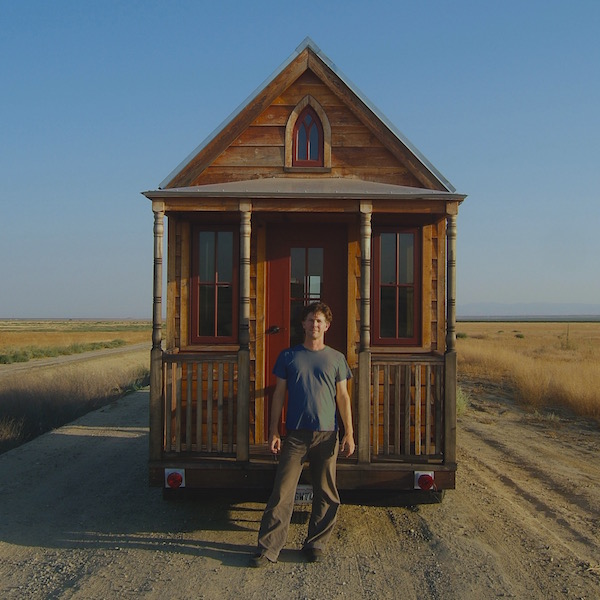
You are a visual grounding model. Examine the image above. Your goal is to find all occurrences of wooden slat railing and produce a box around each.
[371,357,444,460]
[162,354,237,454]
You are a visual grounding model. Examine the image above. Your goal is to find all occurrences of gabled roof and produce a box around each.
[158,37,456,193]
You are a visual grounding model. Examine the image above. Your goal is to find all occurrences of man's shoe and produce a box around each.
[249,552,275,568]
[302,546,323,563]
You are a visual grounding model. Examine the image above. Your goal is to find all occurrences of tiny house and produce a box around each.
[143,38,466,498]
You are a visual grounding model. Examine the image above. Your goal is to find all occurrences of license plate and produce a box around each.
[294,484,313,504]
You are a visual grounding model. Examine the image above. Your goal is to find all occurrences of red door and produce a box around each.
[264,223,347,439]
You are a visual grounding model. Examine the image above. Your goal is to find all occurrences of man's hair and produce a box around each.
[301,302,333,324]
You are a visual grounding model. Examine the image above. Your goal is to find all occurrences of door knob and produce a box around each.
[266,325,281,334]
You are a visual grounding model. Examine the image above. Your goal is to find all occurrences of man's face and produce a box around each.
[302,311,330,340]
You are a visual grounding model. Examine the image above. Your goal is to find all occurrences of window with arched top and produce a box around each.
[292,106,324,167]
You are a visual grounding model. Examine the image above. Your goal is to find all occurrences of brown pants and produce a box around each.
[256,430,340,561]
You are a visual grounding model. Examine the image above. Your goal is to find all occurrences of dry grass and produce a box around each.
[0,320,151,453]
[0,319,151,349]
[457,321,600,422]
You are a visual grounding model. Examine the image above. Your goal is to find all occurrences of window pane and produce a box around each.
[217,285,232,337]
[308,124,319,160]
[380,287,396,338]
[290,247,304,301]
[398,288,414,338]
[380,233,396,284]
[290,300,304,347]
[297,125,307,160]
[307,248,323,277]
[307,247,322,300]
[198,285,215,336]
[398,233,414,284]
[217,232,233,282]
[198,232,215,282]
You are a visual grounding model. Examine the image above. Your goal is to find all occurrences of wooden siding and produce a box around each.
[190,70,423,188]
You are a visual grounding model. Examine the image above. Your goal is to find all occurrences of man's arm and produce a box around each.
[336,379,355,457]
[268,376,287,454]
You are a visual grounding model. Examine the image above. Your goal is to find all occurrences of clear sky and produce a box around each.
[2,1,599,318]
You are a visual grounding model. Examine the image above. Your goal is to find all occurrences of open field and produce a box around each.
[456,321,600,422]
[0,320,151,363]
[0,321,151,453]
[0,319,151,364]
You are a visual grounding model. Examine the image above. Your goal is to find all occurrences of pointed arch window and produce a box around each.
[292,106,324,167]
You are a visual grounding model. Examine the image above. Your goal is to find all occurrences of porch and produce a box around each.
[147,350,456,490]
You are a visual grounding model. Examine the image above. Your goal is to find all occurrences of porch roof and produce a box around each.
[143,177,466,202]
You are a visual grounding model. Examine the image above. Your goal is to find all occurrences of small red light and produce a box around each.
[417,473,434,490]
[166,471,183,489]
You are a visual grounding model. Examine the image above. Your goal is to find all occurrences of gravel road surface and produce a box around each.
[1,383,599,599]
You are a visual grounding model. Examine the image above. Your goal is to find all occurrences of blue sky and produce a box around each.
[2,1,599,318]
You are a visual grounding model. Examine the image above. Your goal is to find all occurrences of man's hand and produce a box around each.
[340,433,355,457]
[269,432,282,455]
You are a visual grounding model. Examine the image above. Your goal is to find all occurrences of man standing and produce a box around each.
[250,302,355,567]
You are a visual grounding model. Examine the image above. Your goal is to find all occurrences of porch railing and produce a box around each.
[161,352,444,462]
[162,353,238,454]
[370,356,444,460]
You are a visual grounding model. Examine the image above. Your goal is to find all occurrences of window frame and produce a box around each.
[372,226,422,346]
[292,106,324,167]
[190,225,239,345]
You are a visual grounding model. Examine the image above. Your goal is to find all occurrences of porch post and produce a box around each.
[237,202,251,461]
[149,202,165,463]
[444,214,457,465]
[358,203,372,463]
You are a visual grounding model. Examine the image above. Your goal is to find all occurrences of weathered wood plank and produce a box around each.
[414,365,422,455]
[373,365,380,456]
[332,147,399,168]
[217,363,224,452]
[175,362,182,453]
[228,364,234,453]
[331,130,384,147]
[394,366,401,453]
[207,362,213,452]
[425,364,432,455]
[212,146,284,167]
[232,126,285,147]
[186,362,193,450]
[196,362,203,450]
[274,84,343,107]
[403,365,411,455]
[383,364,390,454]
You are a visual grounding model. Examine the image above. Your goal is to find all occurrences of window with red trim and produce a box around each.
[372,228,421,345]
[292,106,323,166]
[190,227,238,344]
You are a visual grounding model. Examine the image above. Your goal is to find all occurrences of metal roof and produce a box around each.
[158,37,457,193]
[144,177,465,202]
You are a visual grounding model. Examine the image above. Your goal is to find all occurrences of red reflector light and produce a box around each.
[166,471,183,489]
[417,473,434,490]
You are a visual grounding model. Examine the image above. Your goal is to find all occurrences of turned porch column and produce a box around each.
[444,214,457,465]
[237,202,251,461]
[358,202,372,463]
[149,202,165,462]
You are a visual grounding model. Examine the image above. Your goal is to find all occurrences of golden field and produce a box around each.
[0,320,151,453]
[0,319,151,349]
[456,321,600,422]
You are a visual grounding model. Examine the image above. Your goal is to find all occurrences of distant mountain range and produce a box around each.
[457,302,600,319]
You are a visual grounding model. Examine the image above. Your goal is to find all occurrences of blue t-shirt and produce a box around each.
[273,344,352,432]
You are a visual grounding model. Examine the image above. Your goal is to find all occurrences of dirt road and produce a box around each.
[0,383,599,599]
